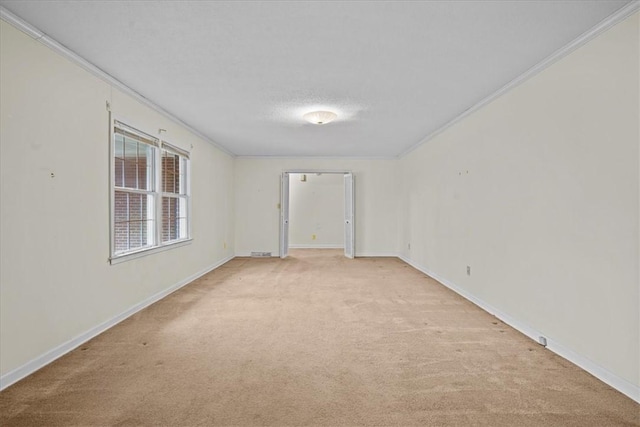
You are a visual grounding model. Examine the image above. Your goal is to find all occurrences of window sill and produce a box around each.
[109,239,193,265]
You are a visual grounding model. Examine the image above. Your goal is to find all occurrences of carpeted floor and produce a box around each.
[1,249,638,426]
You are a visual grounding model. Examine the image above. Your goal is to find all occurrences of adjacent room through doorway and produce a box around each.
[289,173,344,249]
[279,171,355,259]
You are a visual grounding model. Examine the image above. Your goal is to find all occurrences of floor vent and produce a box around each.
[251,252,272,258]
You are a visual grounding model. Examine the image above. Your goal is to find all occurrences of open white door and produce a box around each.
[279,172,290,258]
[344,173,355,258]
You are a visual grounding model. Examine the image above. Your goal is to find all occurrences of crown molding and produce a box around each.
[399,1,640,158]
[0,6,236,158]
[3,2,637,161]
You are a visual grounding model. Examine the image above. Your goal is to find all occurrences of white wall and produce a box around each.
[0,20,235,379]
[289,173,344,248]
[235,158,398,257]
[2,6,638,402]
[398,12,639,393]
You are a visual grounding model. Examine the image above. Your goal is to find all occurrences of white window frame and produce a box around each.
[159,142,192,245]
[109,117,192,264]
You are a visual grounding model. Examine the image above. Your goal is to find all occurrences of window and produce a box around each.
[161,145,190,243]
[111,121,190,262]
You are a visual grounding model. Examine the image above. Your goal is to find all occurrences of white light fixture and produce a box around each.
[303,110,337,125]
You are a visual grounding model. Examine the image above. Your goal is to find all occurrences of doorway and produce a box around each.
[280,171,354,259]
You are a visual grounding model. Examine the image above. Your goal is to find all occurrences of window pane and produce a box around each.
[114,191,129,223]
[162,196,176,219]
[124,137,137,160]
[161,216,174,243]
[120,146,153,191]
[177,197,188,240]
[138,143,153,190]
[179,157,188,195]
[114,191,154,254]
[162,154,173,193]
[177,217,188,240]
[162,151,180,193]
[162,197,175,242]
[114,134,124,159]
[128,220,143,249]
[115,128,155,191]
[126,220,154,252]
[123,159,137,189]
[161,151,189,195]
[146,219,154,246]
[128,193,143,221]
[114,134,126,188]
[114,158,124,187]
[162,196,188,242]
[114,221,129,253]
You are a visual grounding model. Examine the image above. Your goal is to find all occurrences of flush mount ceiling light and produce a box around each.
[303,110,337,125]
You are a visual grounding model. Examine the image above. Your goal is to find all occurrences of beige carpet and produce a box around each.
[1,249,638,426]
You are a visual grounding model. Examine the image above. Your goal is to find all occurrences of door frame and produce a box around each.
[279,169,355,259]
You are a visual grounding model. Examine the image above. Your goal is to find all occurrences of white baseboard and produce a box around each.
[398,255,640,404]
[0,255,234,391]
[356,252,399,257]
[289,244,344,249]
[234,252,279,257]
[10,252,635,402]
[234,250,398,257]
[544,337,640,404]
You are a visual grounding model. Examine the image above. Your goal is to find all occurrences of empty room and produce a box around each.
[0,1,638,426]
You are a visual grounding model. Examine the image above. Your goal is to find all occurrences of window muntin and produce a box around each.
[111,121,190,260]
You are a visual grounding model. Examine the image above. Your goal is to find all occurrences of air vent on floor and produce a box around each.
[251,252,272,258]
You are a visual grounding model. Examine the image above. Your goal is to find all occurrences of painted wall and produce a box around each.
[235,158,398,257]
[0,21,235,378]
[2,6,638,402]
[289,173,344,248]
[398,13,639,391]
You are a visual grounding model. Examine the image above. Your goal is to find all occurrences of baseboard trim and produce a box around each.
[398,255,640,404]
[234,251,398,258]
[545,336,640,403]
[234,252,279,258]
[356,252,399,258]
[289,244,344,249]
[0,255,234,391]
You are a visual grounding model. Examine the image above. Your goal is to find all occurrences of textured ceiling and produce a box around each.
[0,1,631,157]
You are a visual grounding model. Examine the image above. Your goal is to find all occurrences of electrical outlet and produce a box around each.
[408,243,411,250]
[312,234,316,240]
[223,241,227,249]
[466,266,471,276]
